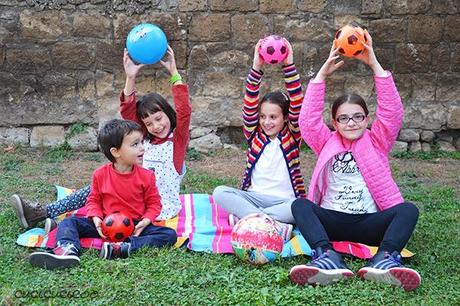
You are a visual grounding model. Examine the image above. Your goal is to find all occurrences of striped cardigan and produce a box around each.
[240,64,306,198]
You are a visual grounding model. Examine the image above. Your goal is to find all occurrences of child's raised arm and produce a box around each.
[242,39,264,141]
[358,30,403,153]
[282,39,303,143]
[299,43,343,155]
[161,45,191,174]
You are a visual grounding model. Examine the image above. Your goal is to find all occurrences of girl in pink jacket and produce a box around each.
[289,29,420,291]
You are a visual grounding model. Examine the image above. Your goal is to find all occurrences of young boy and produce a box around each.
[29,119,177,270]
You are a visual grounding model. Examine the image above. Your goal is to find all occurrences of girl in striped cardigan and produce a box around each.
[213,39,306,241]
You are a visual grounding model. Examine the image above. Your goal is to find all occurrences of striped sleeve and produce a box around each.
[283,64,303,143]
[242,68,263,141]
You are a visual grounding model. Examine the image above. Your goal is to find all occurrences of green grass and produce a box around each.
[0,149,459,305]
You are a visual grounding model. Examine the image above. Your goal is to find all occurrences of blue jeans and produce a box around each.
[56,216,177,253]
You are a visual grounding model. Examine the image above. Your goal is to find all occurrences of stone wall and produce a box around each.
[0,0,459,152]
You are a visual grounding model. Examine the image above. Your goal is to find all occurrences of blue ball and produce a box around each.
[126,23,167,65]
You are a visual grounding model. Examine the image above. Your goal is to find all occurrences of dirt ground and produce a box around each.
[60,148,459,197]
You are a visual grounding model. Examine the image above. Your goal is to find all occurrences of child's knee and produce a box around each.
[212,185,230,202]
[399,202,419,220]
[291,198,314,216]
[165,228,177,245]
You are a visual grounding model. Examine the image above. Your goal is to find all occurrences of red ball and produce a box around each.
[101,212,134,242]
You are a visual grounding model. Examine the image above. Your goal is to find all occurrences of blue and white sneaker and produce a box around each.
[29,243,80,270]
[289,247,354,286]
[358,251,421,291]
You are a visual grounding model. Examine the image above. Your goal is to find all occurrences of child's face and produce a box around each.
[259,102,286,139]
[114,130,145,167]
[141,111,171,139]
[332,102,369,141]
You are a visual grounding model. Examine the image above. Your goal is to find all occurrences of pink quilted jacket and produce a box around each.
[299,73,404,211]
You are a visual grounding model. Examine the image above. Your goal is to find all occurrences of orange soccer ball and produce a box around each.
[334,24,367,57]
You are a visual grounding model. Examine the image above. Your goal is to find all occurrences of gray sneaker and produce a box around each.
[10,194,47,229]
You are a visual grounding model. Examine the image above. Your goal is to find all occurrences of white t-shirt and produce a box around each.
[248,137,296,200]
[142,134,185,221]
[320,152,377,214]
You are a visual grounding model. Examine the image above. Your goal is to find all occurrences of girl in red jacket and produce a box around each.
[10,46,191,230]
[289,29,420,291]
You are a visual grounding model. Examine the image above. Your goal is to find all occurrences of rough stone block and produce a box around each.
[190,126,213,139]
[431,43,451,72]
[420,130,435,142]
[211,50,251,71]
[6,48,52,73]
[19,10,71,40]
[196,72,242,98]
[445,15,460,41]
[189,44,210,69]
[52,42,94,70]
[432,0,459,14]
[67,127,98,151]
[404,102,447,131]
[30,126,65,147]
[408,141,422,152]
[452,45,460,72]
[370,19,406,43]
[330,0,361,15]
[0,127,29,146]
[412,74,435,102]
[386,0,408,14]
[72,13,111,38]
[298,0,326,13]
[95,70,114,98]
[361,0,383,14]
[447,105,460,129]
[398,129,420,142]
[231,14,269,43]
[189,133,223,153]
[392,141,408,153]
[395,43,431,73]
[437,141,456,152]
[260,0,294,14]
[421,142,431,152]
[189,14,231,42]
[279,18,332,43]
[436,74,460,102]
[408,16,443,43]
[178,0,207,11]
[95,41,121,72]
[210,0,258,11]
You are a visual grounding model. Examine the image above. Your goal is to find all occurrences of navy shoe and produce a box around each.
[289,247,354,286]
[29,243,80,270]
[358,251,421,291]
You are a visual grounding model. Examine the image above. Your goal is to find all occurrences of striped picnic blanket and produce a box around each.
[17,186,414,259]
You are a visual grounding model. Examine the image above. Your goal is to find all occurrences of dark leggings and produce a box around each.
[291,199,419,253]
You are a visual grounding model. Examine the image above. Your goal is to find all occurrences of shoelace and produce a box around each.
[386,253,402,266]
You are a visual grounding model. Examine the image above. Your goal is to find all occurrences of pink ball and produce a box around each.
[259,35,288,65]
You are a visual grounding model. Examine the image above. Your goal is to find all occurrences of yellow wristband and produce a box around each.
[169,73,182,85]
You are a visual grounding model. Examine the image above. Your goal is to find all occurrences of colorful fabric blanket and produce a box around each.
[17,186,414,259]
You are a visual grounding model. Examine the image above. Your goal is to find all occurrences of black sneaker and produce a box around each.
[10,194,47,229]
[289,247,354,286]
[99,242,131,260]
[29,244,80,270]
[358,251,421,291]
